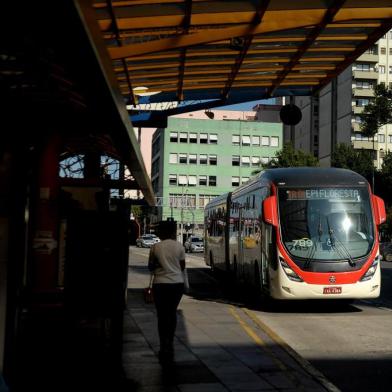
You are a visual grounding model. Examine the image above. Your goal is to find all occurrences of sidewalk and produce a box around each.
[125,258,337,392]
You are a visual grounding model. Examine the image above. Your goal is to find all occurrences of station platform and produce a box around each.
[10,250,338,392]
[125,252,338,392]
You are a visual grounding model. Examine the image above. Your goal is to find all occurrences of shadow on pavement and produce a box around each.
[186,267,363,314]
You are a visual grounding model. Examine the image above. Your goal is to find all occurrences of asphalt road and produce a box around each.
[130,247,392,392]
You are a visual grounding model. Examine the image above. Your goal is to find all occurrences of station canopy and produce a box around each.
[90,0,392,126]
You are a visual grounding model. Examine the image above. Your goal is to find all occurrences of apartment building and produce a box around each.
[151,110,282,236]
[285,31,392,168]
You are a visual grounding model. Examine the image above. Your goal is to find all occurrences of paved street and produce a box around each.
[125,246,338,392]
[125,246,392,392]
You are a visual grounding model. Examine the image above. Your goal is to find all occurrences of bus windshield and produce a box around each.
[278,187,374,261]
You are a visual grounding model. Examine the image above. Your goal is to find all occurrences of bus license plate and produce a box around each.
[323,287,342,294]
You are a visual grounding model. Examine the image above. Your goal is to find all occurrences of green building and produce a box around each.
[151,111,282,237]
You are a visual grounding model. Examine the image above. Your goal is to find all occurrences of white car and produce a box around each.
[136,234,160,248]
[184,236,204,253]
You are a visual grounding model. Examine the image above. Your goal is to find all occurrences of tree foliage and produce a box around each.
[261,143,319,169]
[360,84,392,137]
[331,143,374,180]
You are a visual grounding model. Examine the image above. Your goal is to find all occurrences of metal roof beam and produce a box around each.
[177,0,192,101]
[315,18,392,93]
[106,0,137,104]
[268,0,347,97]
[108,8,392,59]
[221,0,270,99]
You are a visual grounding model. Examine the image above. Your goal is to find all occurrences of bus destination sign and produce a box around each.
[287,189,360,201]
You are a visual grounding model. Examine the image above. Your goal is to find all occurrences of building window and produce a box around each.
[379,65,386,74]
[209,154,217,165]
[208,176,217,186]
[199,154,207,164]
[379,134,385,143]
[388,135,392,143]
[232,176,240,187]
[356,63,370,71]
[199,175,207,186]
[241,156,250,167]
[242,177,249,184]
[232,155,240,166]
[170,132,178,142]
[199,194,207,208]
[169,153,177,164]
[178,175,187,185]
[261,157,269,164]
[209,134,218,144]
[381,47,386,55]
[188,175,197,186]
[189,133,197,143]
[356,81,372,89]
[389,66,392,74]
[189,154,197,164]
[242,135,251,146]
[152,136,160,156]
[252,136,260,146]
[169,174,177,185]
[179,132,188,143]
[232,135,240,146]
[199,194,218,209]
[261,136,270,146]
[179,153,187,164]
[270,136,279,147]
[390,48,392,55]
[152,159,159,177]
[356,98,370,107]
[251,156,260,167]
[200,133,208,144]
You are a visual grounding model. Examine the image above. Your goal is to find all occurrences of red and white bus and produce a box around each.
[204,168,386,300]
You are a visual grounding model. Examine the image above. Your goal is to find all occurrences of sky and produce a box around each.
[217,98,276,111]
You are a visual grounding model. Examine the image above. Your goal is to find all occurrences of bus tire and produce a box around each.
[209,252,215,273]
[254,262,262,296]
[233,256,238,279]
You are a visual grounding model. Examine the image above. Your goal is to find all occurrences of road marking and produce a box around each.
[243,307,341,392]
[229,306,306,390]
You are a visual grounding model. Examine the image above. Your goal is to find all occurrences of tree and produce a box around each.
[331,143,374,180]
[377,151,392,206]
[360,83,392,191]
[360,84,392,136]
[258,143,319,171]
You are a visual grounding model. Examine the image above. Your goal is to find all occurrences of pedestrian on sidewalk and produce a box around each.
[148,221,186,365]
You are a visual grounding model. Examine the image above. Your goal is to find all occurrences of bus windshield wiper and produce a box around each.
[326,216,356,267]
[318,214,323,242]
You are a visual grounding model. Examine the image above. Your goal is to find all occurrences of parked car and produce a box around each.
[184,236,204,253]
[380,242,392,261]
[136,234,160,248]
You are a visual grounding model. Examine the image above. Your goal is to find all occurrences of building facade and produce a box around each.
[285,31,392,168]
[151,110,282,237]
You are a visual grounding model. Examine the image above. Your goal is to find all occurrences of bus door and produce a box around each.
[261,222,270,287]
[237,207,244,279]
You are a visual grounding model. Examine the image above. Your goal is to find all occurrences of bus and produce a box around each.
[204,168,386,300]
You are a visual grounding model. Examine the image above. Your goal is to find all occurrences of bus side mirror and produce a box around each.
[372,195,386,226]
[263,196,278,227]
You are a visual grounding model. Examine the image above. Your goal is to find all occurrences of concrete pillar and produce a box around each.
[31,133,62,292]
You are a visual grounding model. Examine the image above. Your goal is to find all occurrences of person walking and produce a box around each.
[148,221,186,365]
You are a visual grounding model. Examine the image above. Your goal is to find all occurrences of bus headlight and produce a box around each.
[360,257,379,282]
[279,257,303,282]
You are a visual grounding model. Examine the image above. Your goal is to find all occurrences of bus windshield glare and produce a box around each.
[278,187,374,261]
